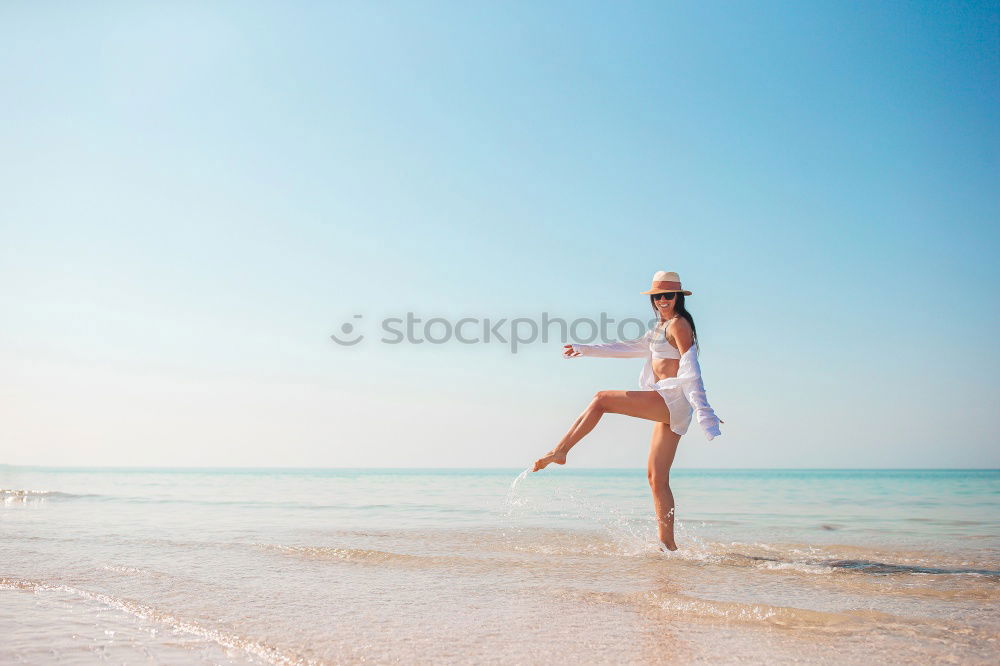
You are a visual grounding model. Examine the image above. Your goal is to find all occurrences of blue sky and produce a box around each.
[1,1,997,468]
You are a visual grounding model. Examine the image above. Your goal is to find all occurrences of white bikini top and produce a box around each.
[649,317,681,360]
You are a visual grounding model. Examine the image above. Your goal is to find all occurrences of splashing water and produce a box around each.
[500,466,662,556]
[503,467,532,514]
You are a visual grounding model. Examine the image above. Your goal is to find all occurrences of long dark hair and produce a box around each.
[649,293,698,347]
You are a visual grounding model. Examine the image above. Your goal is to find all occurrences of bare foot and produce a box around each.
[532,449,567,472]
[659,540,678,552]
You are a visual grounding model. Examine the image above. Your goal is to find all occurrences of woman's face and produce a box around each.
[653,292,676,317]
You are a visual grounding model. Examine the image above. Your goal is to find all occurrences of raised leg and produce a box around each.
[532,391,670,472]
[648,421,682,550]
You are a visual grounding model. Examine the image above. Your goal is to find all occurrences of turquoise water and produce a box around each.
[2,466,998,664]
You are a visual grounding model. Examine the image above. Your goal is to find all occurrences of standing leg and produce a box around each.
[648,421,682,550]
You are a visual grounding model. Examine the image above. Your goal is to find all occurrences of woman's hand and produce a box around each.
[563,344,581,358]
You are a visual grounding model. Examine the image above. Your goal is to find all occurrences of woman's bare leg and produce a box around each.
[648,422,682,550]
[532,391,670,472]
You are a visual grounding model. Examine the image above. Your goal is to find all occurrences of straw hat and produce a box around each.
[641,270,692,296]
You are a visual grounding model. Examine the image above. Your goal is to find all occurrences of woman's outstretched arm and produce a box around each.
[564,329,651,358]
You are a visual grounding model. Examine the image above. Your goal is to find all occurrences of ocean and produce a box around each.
[1,466,997,664]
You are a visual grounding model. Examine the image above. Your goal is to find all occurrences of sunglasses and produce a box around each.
[651,292,677,301]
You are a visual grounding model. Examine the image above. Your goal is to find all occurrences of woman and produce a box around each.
[531,270,723,551]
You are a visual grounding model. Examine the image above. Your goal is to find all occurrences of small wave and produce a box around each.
[904,517,989,526]
[254,543,486,570]
[643,591,991,639]
[0,576,323,665]
[673,547,1000,579]
[256,544,426,565]
[100,564,161,578]
[572,586,881,632]
[650,592,898,632]
[821,558,1000,576]
[1,489,101,504]
[571,587,996,640]
[252,543,567,576]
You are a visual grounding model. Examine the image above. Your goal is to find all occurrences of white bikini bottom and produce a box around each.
[652,386,693,437]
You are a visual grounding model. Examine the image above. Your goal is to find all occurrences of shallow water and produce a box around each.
[2,466,997,664]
